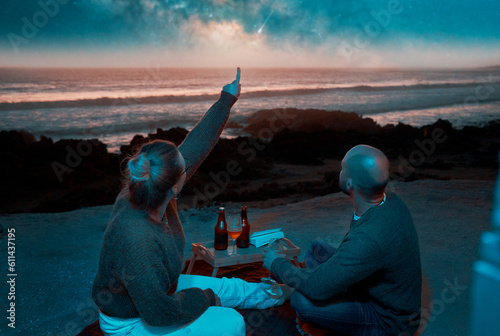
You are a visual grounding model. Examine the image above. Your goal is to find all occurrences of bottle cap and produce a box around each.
[219,207,225,211]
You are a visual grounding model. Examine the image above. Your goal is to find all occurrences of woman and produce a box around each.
[92,68,289,336]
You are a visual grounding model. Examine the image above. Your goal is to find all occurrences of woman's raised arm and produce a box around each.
[178,68,241,182]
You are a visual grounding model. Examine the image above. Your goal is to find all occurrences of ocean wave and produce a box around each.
[1,81,500,111]
[27,116,200,138]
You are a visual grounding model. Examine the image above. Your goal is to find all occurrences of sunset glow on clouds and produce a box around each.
[1,0,499,68]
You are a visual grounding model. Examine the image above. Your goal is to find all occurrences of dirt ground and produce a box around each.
[0,179,496,336]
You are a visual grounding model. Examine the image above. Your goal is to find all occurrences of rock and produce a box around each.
[1,109,499,213]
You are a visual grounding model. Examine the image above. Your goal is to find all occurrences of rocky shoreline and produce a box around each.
[1,108,499,214]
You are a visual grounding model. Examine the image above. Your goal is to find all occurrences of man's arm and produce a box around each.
[269,232,384,301]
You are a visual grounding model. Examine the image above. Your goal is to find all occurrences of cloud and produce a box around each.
[184,19,263,48]
[164,18,348,67]
[177,18,268,66]
[1,0,499,67]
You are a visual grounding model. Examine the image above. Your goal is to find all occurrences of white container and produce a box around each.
[250,228,285,247]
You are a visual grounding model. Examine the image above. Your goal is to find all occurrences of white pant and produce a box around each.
[99,274,282,336]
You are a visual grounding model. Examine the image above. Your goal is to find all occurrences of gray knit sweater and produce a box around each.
[271,192,422,335]
[92,91,237,327]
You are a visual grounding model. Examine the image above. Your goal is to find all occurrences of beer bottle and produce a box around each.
[214,207,228,250]
[236,206,250,248]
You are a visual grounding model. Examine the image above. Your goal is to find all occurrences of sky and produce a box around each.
[0,0,499,68]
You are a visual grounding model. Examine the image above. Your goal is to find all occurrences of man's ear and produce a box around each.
[166,186,176,200]
[346,178,353,192]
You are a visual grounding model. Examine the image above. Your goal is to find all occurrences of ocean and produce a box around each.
[1,67,500,153]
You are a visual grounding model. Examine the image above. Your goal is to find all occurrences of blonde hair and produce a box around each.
[125,140,184,212]
[128,153,151,181]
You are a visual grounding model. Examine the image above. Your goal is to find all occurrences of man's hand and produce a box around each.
[263,248,284,271]
[222,67,241,98]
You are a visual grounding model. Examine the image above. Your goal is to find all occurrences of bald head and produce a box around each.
[339,145,390,197]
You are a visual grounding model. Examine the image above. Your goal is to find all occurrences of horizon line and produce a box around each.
[1,64,500,70]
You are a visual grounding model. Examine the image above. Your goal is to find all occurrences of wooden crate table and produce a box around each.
[186,238,301,277]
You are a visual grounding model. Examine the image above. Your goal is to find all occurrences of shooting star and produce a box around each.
[258,10,274,34]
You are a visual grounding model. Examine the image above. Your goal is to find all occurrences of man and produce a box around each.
[264,144,422,336]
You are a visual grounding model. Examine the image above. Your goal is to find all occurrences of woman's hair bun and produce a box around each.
[128,153,151,181]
